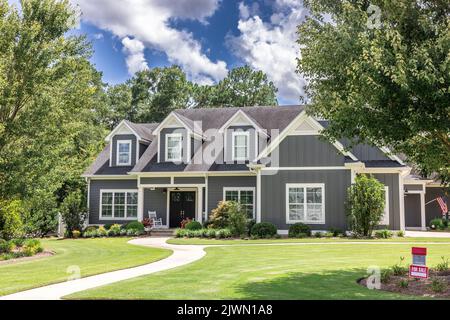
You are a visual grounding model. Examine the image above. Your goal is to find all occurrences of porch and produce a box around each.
[137,178,206,229]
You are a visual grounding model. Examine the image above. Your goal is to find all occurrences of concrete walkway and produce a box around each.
[406,230,450,238]
[0,237,206,300]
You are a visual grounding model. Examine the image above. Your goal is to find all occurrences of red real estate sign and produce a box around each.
[409,265,429,279]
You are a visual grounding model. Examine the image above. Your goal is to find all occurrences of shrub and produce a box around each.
[246,219,256,236]
[381,269,393,283]
[347,174,386,237]
[0,199,24,240]
[60,190,87,236]
[324,232,334,238]
[434,256,449,272]
[23,239,43,256]
[374,229,393,239]
[329,228,344,237]
[22,190,59,237]
[251,222,277,238]
[391,257,407,276]
[430,278,447,293]
[288,223,311,238]
[227,202,247,237]
[396,230,405,237]
[398,280,409,289]
[430,218,445,230]
[84,226,97,233]
[125,221,145,233]
[108,224,121,236]
[208,201,232,229]
[97,226,107,237]
[216,229,232,239]
[0,239,15,253]
[206,229,216,238]
[314,232,323,238]
[119,229,127,236]
[72,230,81,238]
[11,238,25,247]
[185,221,202,230]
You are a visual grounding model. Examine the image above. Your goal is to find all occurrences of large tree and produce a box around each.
[297,0,449,184]
[131,66,195,123]
[195,66,278,107]
[0,0,107,234]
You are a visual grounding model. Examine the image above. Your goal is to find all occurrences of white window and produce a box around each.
[116,140,132,166]
[380,186,389,225]
[166,133,182,162]
[223,187,255,218]
[232,131,250,161]
[100,190,138,220]
[286,184,325,224]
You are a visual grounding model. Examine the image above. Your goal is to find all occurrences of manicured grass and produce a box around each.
[67,242,450,300]
[0,237,171,296]
[167,237,450,245]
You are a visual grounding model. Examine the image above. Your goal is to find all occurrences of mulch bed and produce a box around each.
[359,271,450,298]
[0,250,54,266]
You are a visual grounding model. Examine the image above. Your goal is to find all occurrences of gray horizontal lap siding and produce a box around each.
[89,179,138,225]
[207,176,256,216]
[372,173,401,229]
[141,177,171,185]
[174,177,205,184]
[144,189,167,225]
[269,135,346,167]
[404,184,424,191]
[261,170,351,230]
[111,134,137,167]
[159,128,188,163]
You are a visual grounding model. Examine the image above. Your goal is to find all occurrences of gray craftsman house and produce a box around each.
[83,106,446,233]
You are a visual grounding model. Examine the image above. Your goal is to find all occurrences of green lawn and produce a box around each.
[0,237,171,296]
[66,241,450,300]
[167,237,450,245]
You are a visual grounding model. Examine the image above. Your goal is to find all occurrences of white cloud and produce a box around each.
[122,37,149,75]
[228,1,308,104]
[72,0,227,82]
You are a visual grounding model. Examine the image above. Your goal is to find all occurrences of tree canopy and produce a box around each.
[297,0,449,184]
[0,0,107,234]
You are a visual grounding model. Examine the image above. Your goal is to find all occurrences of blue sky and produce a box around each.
[10,0,308,104]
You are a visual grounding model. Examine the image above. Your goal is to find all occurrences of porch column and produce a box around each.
[256,168,261,223]
[138,187,144,222]
[420,192,426,231]
[197,186,203,223]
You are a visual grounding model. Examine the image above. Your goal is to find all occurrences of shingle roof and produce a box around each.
[124,120,158,142]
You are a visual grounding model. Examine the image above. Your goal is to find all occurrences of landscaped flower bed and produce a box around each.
[0,238,45,261]
[78,222,145,238]
[359,257,450,298]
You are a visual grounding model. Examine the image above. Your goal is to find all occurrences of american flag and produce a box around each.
[437,197,448,215]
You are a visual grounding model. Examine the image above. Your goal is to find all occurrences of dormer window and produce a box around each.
[166,133,182,162]
[232,131,249,161]
[117,140,132,166]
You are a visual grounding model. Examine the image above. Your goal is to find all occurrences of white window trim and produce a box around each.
[116,140,132,166]
[99,189,139,220]
[231,131,250,161]
[165,133,183,162]
[223,187,256,218]
[381,186,389,225]
[286,183,325,224]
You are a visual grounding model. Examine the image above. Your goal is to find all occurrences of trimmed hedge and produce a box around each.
[288,223,311,238]
[185,221,202,230]
[125,221,145,232]
[250,222,277,238]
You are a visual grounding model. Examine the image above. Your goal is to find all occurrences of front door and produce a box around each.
[169,191,196,228]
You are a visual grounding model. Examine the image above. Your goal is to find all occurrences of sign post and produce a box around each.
[409,247,428,279]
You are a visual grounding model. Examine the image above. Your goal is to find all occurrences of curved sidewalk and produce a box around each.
[0,237,206,300]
